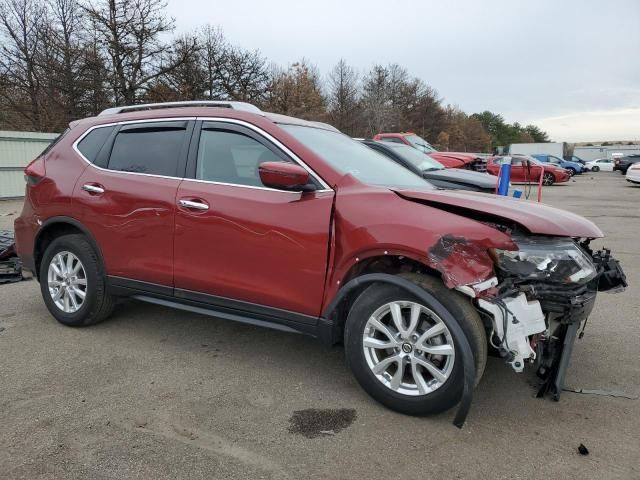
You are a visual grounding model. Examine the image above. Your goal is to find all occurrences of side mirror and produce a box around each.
[258,161,311,191]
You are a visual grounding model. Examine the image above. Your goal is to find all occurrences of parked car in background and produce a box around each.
[563,155,587,166]
[614,154,640,174]
[373,132,486,171]
[531,154,583,176]
[429,152,487,172]
[584,158,614,172]
[360,140,496,193]
[625,163,640,184]
[13,101,626,422]
[486,155,571,186]
[373,132,437,152]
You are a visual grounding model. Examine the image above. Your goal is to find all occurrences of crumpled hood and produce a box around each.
[393,188,604,238]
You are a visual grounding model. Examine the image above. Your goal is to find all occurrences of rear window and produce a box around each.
[77,126,115,163]
[107,122,187,176]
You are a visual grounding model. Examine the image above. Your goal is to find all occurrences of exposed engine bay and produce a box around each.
[463,234,627,400]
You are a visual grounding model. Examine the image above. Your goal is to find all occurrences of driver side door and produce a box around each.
[173,121,335,318]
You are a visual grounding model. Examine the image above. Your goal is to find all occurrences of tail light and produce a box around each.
[24,157,46,185]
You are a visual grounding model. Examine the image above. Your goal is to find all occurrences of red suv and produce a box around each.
[15,101,626,425]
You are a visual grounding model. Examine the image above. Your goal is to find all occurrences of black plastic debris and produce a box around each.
[0,230,16,259]
[578,443,589,456]
[0,230,22,284]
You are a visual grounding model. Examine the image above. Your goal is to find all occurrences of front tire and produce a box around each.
[40,234,114,327]
[591,166,600,172]
[542,172,555,186]
[344,274,487,415]
[566,167,576,176]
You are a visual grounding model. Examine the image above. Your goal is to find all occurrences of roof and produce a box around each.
[75,105,337,133]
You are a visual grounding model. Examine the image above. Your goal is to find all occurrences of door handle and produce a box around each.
[82,183,105,194]
[178,199,209,210]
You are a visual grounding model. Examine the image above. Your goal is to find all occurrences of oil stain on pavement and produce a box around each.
[288,408,357,438]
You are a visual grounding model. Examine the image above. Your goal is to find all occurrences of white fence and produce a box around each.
[0,131,59,198]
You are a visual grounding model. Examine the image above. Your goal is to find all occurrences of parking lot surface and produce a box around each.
[1,173,638,480]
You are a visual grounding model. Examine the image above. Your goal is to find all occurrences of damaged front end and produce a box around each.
[465,235,627,400]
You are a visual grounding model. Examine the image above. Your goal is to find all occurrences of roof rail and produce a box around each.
[98,100,263,116]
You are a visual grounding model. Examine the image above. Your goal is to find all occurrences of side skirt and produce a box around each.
[107,276,323,338]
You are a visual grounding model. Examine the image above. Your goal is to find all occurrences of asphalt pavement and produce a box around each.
[0,172,638,479]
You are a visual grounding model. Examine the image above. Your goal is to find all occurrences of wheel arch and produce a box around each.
[34,217,104,280]
[323,254,443,338]
[322,272,476,428]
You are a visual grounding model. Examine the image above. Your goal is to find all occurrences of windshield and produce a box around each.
[385,144,444,170]
[405,134,436,153]
[281,125,433,189]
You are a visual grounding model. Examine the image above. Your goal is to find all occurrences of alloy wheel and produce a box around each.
[362,300,455,396]
[47,251,88,313]
[543,173,554,186]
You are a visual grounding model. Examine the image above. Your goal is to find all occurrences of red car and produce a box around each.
[15,101,625,423]
[373,132,486,171]
[486,155,571,186]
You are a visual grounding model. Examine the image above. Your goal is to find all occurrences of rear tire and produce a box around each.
[344,273,487,415]
[39,234,114,327]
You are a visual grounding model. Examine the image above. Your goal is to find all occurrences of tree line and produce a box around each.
[0,0,549,152]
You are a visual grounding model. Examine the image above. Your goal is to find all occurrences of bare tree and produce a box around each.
[221,46,270,102]
[83,0,183,104]
[265,59,325,119]
[327,59,360,135]
[80,22,110,116]
[147,34,205,101]
[0,0,47,130]
[198,25,269,103]
[28,0,103,130]
[361,65,391,136]
[199,24,226,99]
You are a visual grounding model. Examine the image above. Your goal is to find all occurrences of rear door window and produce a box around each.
[107,121,189,176]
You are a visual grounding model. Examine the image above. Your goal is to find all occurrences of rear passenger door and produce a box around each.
[73,120,193,287]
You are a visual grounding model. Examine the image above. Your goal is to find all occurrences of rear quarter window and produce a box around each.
[77,126,115,163]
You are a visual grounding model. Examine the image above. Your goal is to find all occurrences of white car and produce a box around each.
[585,158,614,172]
[626,163,640,184]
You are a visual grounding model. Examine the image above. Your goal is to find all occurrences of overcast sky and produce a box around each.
[166,0,639,142]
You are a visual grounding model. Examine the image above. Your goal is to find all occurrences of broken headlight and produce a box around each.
[492,236,597,284]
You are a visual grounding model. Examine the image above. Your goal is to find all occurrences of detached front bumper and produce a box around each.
[475,247,627,400]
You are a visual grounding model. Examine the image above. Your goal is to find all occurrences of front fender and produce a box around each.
[324,182,516,307]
